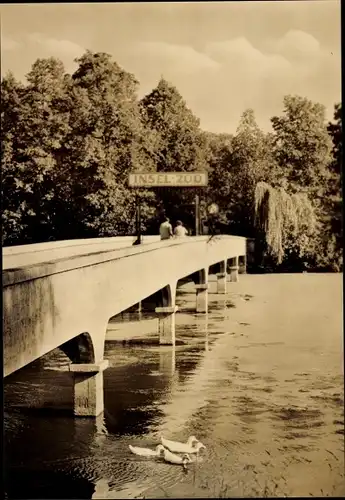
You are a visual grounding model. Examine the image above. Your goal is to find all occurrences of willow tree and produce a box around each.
[254,182,317,267]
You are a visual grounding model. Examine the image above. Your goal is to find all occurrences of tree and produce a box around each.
[17,58,72,242]
[206,109,280,237]
[327,103,342,210]
[270,95,343,271]
[61,51,157,238]
[140,78,209,173]
[271,95,333,197]
[323,103,343,271]
[140,78,209,232]
[254,181,317,269]
[1,72,27,244]
[327,102,342,178]
[229,110,281,236]
[2,58,73,244]
[1,53,158,244]
[204,131,233,225]
[1,60,72,245]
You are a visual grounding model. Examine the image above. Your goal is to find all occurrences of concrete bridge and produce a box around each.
[3,235,246,417]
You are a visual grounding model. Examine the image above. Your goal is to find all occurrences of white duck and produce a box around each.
[163,448,192,469]
[161,436,206,454]
[129,444,165,458]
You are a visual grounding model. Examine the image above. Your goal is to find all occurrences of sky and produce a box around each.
[0,1,341,134]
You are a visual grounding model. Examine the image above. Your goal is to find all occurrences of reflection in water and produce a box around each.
[72,414,108,449]
[156,341,225,438]
[203,312,209,351]
[159,346,176,376]
[218,298,228,316]
[4,276,344,499]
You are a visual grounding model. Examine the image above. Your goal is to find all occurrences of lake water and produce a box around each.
[4,273,344,498]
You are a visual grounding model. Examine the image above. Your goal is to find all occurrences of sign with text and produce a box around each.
[128,172,208,188]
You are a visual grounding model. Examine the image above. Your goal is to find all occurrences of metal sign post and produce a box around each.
[137,195,142,242]
[195,193,200,236]
[132,192,142,246]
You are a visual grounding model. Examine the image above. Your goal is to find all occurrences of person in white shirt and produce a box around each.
[159,217,173,240]
[173,220,188,237]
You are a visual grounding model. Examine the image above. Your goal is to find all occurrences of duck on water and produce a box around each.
[161,436,206,454]
[128,444,165,458]
[129,436,206,468]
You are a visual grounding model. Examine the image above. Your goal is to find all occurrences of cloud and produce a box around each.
[134,41,220,74]
[27,32,85,59]
[156,33,339,134]
[205,38,291,76]
[1,35,20,51]
[1,32,87,83]
[272,29,321,60]
[117,32,339,134]
[1,27,340,135]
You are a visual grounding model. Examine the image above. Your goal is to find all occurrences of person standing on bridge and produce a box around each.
[159,216,173,240]
[173,220,188,238]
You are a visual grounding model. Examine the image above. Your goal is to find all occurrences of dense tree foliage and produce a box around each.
[140,78,209,231]
[324,103,343,270]
[1,72,26,244]
[61,51,157,237]
[328,103,342,178]
[1,52,342,272]
[271,96,334,196]
[268,96,341,271]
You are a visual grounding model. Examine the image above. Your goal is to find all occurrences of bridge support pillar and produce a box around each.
[69,359,109,417]
[229,256,239,282]
[155,306,178,345]
[195,284,208,313]
[217,273,227,293]
[239,255,247,274]
[217,260,227,293]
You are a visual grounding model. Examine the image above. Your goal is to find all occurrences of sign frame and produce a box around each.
[128,171,208,188]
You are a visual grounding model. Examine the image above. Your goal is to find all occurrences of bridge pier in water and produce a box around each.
[228,256,240,282]
[154,283,178,345]
[69,359,109,417]
[155,305,178,345]
[196,284,209,313]
[194,268,209,313]
[239,255,247,274]
[61,332,109,417]
[217,260,227,294]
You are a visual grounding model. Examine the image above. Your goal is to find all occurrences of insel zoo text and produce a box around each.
[128,172,208,188]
